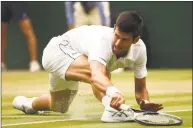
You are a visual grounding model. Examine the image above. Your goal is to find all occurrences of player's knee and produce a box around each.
[50,89,78,113]
[50,100,70,113]
[51,106,69,113]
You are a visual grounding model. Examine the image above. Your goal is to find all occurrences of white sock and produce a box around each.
[102,95,111,108]
[102,95,120,112]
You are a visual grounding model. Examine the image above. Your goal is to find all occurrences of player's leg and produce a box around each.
[12,55,101,114]
[13,37,81,114]
[31,94,51,111]
[12,55,91,114]
[12,49,106,114]
[32,74,79,113]
[13,82,78,114]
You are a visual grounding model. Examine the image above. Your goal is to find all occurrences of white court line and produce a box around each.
[2,116,66,118]
[2,118,89,127]
[2,108,192,118]
[2,109,192,127]
[163,109,192,113]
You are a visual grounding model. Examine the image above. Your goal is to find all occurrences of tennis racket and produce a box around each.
[119,104,183,126]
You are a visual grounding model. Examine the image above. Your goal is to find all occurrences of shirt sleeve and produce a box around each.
[88,35,112,66]
[133,45,147,78]
[65,2,75,25]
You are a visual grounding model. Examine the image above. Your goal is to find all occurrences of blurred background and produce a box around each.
[1,1,192,70]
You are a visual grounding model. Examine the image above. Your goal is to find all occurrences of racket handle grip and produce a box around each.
[119,104,131,111]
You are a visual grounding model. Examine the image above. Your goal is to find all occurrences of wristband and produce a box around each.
[106,86,122,97]
[140,99,149,105]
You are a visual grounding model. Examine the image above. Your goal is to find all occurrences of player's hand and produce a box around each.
[110,93,125,109]
[140,99,163,112]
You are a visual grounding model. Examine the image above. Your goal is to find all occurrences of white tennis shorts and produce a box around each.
[42,37,82,92]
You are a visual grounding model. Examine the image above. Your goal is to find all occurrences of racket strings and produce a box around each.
[136,114,180,124]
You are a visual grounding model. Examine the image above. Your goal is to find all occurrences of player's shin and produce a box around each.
[32,94,51,111]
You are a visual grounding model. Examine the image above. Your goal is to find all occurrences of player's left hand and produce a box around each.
[140,99,163,112]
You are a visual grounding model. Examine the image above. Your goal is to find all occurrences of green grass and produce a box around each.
[111,69,192,81]
[1,69,192,128]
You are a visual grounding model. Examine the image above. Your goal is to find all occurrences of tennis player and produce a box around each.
[13,11,163,122]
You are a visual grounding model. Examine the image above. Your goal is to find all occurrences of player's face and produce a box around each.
[112,27,135,58]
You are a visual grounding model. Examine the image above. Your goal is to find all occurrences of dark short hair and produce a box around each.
[116,11,143,38]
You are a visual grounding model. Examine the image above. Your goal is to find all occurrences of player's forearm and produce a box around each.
[91,72,122,98]
[135,87,149,105]
[91,72,113,93]
[135,77,149,104]
[89,61,122,97]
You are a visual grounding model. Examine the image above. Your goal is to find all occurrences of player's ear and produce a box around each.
[133,36,140,44]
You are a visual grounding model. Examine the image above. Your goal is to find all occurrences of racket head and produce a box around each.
[134,111,183,126]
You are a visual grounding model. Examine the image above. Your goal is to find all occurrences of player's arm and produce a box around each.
[135,77,149,105]
[89,60,112,92]
[88,36,117,93]
[134,44,163,112]
[88,36,126,108]
[89,60,125,109]
[135,76,163,112]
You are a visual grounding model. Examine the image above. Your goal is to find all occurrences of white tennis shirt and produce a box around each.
[58,25,147,78]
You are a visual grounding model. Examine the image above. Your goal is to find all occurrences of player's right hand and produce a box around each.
[140,99,163,112]
[110,93,125,109]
